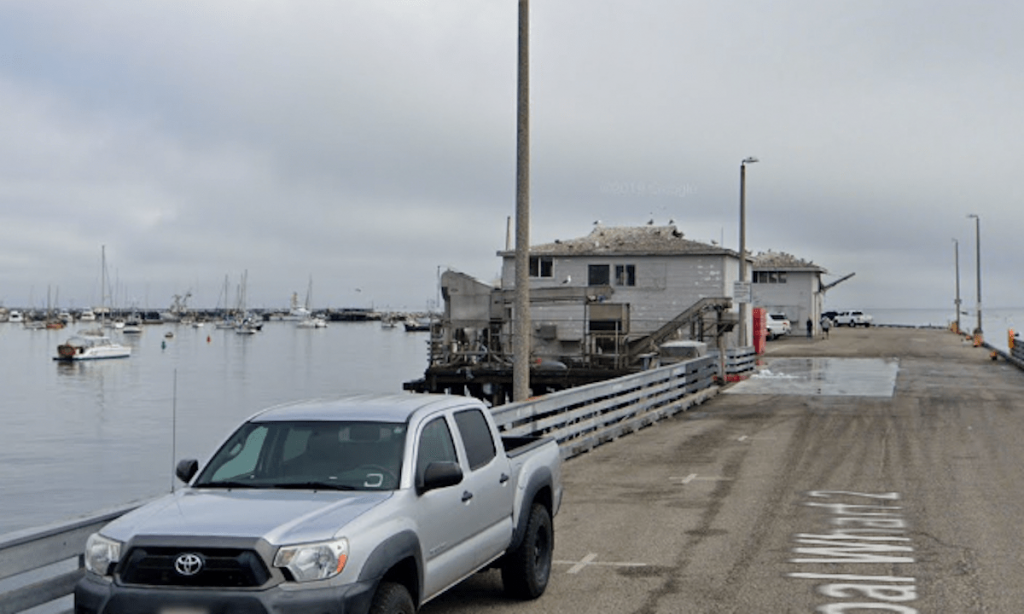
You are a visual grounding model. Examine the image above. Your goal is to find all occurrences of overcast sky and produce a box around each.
[1,1,1020,315]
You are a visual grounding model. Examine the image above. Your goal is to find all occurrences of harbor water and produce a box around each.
[0,320,431,535]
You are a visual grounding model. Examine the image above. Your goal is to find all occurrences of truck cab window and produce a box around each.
[454,409,496,471]
[417,417,458,485]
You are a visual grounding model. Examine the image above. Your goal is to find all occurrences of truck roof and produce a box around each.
[248,393,485,424]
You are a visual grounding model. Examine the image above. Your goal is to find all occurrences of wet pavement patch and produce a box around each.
[725,357,899,397]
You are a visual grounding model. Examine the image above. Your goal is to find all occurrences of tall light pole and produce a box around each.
[738,156,758,347]
[952,238,961,335]
[512,0,531,402]
[967,213,982,342]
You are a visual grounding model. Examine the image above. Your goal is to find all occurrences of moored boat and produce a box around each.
[54,330,131,361]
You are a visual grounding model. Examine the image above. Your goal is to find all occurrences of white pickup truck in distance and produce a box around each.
[75,394,563,614]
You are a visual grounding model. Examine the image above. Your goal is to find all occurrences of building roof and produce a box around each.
[752,250,827,272]
[499,224,738,258]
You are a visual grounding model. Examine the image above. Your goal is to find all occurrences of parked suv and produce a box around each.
[833,310,873,327]
[766,313,791,340]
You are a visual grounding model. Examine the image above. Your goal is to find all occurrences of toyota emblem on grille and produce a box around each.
[174,553,204,576]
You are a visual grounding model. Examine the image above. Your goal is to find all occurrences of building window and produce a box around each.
[615,264,636,286]
[588,264,610,286]
[754,271,787,284]
[530,256,553,278]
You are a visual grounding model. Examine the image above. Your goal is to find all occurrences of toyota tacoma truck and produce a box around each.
[75,393,563,614]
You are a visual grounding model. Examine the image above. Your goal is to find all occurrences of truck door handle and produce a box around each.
[461,491,473,502]
[500,473,510,484]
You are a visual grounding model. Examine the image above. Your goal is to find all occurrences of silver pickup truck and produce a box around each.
[75,393,563,614]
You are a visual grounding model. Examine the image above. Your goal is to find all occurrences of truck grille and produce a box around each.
[117,546,271,587]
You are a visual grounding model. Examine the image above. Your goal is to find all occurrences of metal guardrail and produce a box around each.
[492,354,720,459]
[0,352,745,613]
[0,501,146,614]
[709,346,758,377]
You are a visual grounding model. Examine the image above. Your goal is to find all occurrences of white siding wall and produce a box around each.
[751,270,821,332]
[501,254,740,339]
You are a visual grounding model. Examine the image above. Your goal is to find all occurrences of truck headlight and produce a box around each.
[274,538,348,582]
[84,533,122,576]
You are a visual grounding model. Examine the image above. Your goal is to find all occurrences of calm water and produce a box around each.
[0,320,430,535]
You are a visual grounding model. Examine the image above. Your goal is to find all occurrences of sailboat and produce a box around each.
[295,276,326,328]
[55,246,131,361]
[235,270,261,335]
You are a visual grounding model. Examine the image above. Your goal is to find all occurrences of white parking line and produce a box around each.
[669,473,733,485]
[556,552,648,574]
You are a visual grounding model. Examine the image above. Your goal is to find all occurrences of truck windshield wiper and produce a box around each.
[272,482,358,491]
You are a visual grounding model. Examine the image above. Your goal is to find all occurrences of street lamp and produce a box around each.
[967,214,982,343]
[738,156,758,347]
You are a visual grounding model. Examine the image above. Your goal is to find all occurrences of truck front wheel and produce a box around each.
[502,503,553,600]
[369,581,415,614]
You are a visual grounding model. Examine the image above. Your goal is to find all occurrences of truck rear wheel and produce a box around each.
[502,503,553,600]
[369,581,415,614]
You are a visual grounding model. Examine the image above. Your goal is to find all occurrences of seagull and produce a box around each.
[562,275,572,284]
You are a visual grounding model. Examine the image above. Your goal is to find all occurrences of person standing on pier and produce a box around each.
[806,318,813,338]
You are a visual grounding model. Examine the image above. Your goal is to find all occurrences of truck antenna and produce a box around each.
[171,369,178,493]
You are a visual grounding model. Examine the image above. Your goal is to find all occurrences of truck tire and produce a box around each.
[369,581,415,614]
[501,503,553,600]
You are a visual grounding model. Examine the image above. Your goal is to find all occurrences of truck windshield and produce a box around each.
[193,420,406,491]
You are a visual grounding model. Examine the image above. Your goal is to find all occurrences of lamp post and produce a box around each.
[738,156,758,347]
[952,238,961,335]
[967,214,982,343]
[512,0,531,402]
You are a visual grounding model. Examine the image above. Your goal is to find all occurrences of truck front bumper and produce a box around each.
[75,574,377,614]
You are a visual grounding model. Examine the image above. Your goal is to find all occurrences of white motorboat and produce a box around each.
[296,316,328,329]
[55,330,131,361]
[8,310,24,323]
[122,315,144,335]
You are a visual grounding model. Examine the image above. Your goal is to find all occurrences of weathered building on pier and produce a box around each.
[751,250,829,332]
[406,224,747,403]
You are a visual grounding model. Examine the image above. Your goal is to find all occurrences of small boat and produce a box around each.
[54,330,131,361]
[8,310,24,323]
[122,315,143,335]
[79,309,96,322]
[404,317,431,332]
[296,316,328,329]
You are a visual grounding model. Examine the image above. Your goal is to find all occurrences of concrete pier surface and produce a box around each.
[425,326,1024,613]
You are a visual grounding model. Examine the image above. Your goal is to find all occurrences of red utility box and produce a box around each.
[752,307,767,354]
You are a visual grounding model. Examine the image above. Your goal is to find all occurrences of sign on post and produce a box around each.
[733,281,751,304]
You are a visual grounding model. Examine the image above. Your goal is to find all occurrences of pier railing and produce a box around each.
[0,352,734,613]
[492,354,719,459]
[0,502,144,614]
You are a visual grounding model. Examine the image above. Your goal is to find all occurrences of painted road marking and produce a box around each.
[670,473,733,485]
[737,435,775,442]
[789,490,919,612]
[556,552,647,574]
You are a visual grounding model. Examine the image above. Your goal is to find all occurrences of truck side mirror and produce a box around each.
[419,461,463,493]
[176,459,199,483]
